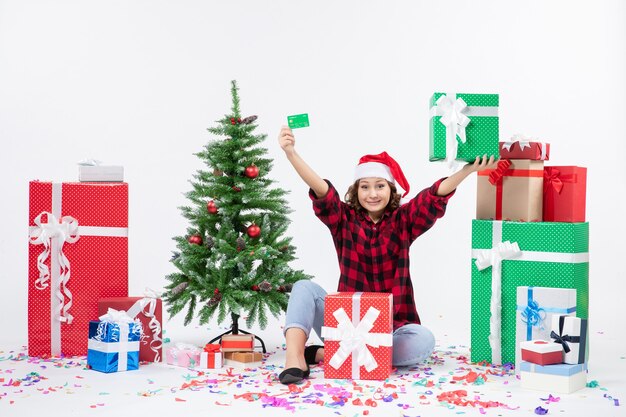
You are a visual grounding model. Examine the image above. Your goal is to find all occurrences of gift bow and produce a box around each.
[434,94,471,169]
[521,299,547,329]
[488,159,512,185]
[95,308,141,371]
[99,307,136,324]
[550,330,579,354]
[502,134,533,152]
[29,211,80,324]
[322,307,393,372]
[544,168,564,194]
[203,343,221,353]
[474,241,521,271]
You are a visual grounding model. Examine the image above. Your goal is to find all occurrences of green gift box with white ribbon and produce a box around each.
[429,93,500,164]
[470,220,589,365]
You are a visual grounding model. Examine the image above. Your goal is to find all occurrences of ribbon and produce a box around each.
[29,211,80,330]
[200,344,222,368]
[28,182,129,356]
[431,93,470,169]
[95,308,141,372]
[474,240,521,365]
[501,135,549,160]
[204,343,221,353]
[502,134,532,152]
[479,162,543,220]
[124,290,163,362]
[77,158,102,166]
[550,316,585,364]
[321,293,392,378]
[488,160,512,185]
[516,287,576,341]
[521,291,547,340]
[471,221,589,365]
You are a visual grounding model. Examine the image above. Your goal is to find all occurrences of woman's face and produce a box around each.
[357,177,391,220]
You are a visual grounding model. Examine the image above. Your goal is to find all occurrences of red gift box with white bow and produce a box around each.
[321,292,393,380]
[98,296,163,362]
[28,181,129,357]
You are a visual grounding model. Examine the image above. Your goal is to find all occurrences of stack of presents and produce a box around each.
[430,92,589,393]
[314,92,590,389]
[27,166,262,373]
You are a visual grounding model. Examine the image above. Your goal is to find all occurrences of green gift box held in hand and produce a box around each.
[470,220,589,365]
[429,93,500,165]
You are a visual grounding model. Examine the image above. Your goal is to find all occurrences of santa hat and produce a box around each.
[354,151,410,197]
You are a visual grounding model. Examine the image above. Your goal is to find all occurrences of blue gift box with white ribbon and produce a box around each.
[515,286,577,369]
[87,309,142,373]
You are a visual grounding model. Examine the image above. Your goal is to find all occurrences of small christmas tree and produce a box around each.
[164,80,311,334]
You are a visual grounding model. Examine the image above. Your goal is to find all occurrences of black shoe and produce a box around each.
[278,366,309,385]
[304,345,323,365]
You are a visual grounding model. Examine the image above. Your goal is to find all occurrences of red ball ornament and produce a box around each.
[247,224,261,238]
[232,186,241,192]
[251,285,260,291]
[207,200,218,214]
[188,234,203,245]
[244,164,259,179]
[214,288,220,295]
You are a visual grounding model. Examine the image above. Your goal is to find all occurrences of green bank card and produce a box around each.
[287,113,310,129]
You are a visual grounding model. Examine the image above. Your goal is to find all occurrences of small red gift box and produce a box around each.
[477,159,544,222]
[28,181,129,357]
[201,344,223,368]
[499,137,550,160]
[321,292,393,380]
[221,334,255,352]
[520,340,563,366]
[98,296,163,362]
[543,166,587,222]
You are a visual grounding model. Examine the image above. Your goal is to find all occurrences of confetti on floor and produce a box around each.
[0,343,623,416]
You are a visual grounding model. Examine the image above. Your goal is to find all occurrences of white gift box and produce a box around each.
[550,315,588,364]
[516,287,576,369]
[79,165,124,182]
[520,361,587,394]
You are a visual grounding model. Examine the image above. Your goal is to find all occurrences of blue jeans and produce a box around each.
[284,280,435,367]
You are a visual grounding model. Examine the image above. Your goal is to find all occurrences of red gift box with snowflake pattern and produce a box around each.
[321,292,393,380]
[28,181,129,357]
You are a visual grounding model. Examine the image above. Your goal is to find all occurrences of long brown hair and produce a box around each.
[344,180,402,213]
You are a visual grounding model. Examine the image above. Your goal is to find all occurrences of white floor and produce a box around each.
[1,322,624,417]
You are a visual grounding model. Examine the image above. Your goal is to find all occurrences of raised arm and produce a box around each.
[278,126,329,198]
[436,155,498,196]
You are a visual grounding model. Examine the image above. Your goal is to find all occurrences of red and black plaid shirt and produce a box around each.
[309,178,454,330]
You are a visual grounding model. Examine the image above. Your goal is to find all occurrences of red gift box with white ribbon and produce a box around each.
[499,136,550,160]
[28,181,129,357]
[321,292,393,380]
[98,296,163,362]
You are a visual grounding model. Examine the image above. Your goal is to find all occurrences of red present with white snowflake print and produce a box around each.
[28,181,129,357]
[321,292,393,380]
[98,296,163,362]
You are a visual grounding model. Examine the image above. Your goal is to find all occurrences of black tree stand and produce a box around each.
[208,312,267,353]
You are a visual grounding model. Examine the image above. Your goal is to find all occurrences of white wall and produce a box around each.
[1,0,624,347]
